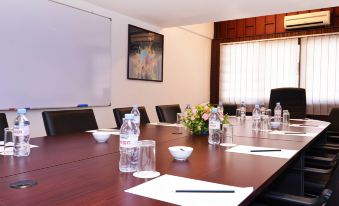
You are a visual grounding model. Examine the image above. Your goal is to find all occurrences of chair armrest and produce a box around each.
[312,145,339,152]
[303,167,333,174]
[262,189,332,206]
[305,155,336,163]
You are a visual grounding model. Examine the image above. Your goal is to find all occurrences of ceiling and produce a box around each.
[82,0,339,27]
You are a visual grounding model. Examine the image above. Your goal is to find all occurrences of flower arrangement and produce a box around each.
[182,103,229,135]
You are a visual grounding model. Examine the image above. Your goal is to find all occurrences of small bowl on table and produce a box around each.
[168,146,193,161]
[92,132,111,143]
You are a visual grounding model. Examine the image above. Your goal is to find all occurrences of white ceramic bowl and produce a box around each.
[92,132,111,143]
[168,146,193,161]
[270,121,281,129]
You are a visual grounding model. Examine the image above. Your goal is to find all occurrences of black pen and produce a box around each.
[175,190,235,193]
[250,149,281,152]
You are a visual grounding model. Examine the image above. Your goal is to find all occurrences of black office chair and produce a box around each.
[0,113,9,141]
[326,108,339,143]
[222,104,237,115]
[256,164,339,206]
[156,104,181,123]
[113,106,150,128]
[42,109,98,136]
[268,88,307,119]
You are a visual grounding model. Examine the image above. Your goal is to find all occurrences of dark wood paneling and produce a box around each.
[255,16,265,35]
[227,20,237,38]
[245,18,255,36]
[265,15,276,34]
[210,39,221,104]
[276,14,286,33]
[237,19,245,37]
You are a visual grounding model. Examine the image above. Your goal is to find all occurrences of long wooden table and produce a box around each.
[0,119,330,205]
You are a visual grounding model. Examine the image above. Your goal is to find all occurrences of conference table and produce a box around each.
[0,117,330,205]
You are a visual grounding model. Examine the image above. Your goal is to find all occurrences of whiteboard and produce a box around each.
[0,0,112,109]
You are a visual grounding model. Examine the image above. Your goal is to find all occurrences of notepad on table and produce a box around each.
[148,122,179,127]
[289,124,326,128]
[125,174,253,206]
[226,145,297,159]
[269,130,317,137]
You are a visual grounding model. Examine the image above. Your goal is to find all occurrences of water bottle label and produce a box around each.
[134,116,140,124]
[13,126,29,136]
[209,120,220,129]
[120,134,138,148]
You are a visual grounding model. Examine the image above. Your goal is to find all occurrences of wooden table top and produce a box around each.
[0,120,329,206]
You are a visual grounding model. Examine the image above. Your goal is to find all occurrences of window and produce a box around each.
[300,35,339,115]
[219,38,300,108]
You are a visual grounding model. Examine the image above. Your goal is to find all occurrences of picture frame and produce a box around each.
[127,24,164,82]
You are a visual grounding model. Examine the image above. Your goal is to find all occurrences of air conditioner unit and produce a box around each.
[284,11,330,29]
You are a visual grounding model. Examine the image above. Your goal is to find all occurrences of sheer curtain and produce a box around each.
[219,38,300,108]
[300,34,339,115]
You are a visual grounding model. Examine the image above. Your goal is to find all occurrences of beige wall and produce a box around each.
[4,0,213,137]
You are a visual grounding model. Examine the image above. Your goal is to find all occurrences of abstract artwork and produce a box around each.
[127,25,164,82]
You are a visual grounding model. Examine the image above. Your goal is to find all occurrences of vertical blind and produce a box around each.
[300,35,339,115]
[219,38,300,107]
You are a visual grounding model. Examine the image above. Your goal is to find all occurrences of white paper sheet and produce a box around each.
[289,124,326,129]
[269,130,317,137]
[149,123,179,127]
[125,174,253,206]
[290,118,328,123]
[0,143,39,156]
[226,145,297,159]
[86,129,120,135]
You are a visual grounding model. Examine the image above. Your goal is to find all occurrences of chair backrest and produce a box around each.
[268,87,306,119]
[0,113,9,141]
[42,109,98,136]
[222,104,237,116]
[156,104,181,123]
[328,108,339,131]
[113,106,150,128]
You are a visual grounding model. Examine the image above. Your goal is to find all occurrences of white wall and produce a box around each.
[3,0,212,137]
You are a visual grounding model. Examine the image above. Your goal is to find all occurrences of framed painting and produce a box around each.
[127,25,164,82]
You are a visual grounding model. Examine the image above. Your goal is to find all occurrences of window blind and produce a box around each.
[219,38,299,108]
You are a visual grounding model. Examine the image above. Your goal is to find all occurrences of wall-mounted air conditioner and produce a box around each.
[284,11,330,29]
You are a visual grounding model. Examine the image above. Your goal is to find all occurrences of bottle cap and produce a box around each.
[212,107,218,113]
[133,105,138,109]
[277,102,280,105]
[255,104,259,108]
[17,108,27,114]
[219,101,222,105]
[125,113,134,120]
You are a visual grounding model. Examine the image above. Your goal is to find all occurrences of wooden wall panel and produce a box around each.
[245,18,255,36]
[227,20,237,38]
[255,16,265,35]
[236,19,245,37]
[265,15,275,34]
[276,14,285,33]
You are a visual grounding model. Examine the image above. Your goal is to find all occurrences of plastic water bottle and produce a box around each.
[240,101,246,120]
[119,114,140,172]
[217,101,224,115]
[274,102,282,119]
[283,110,290,125]
[131,105,140,127]
[208,108,221,145]
[252,104,261,131]
[13,108,30,157]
